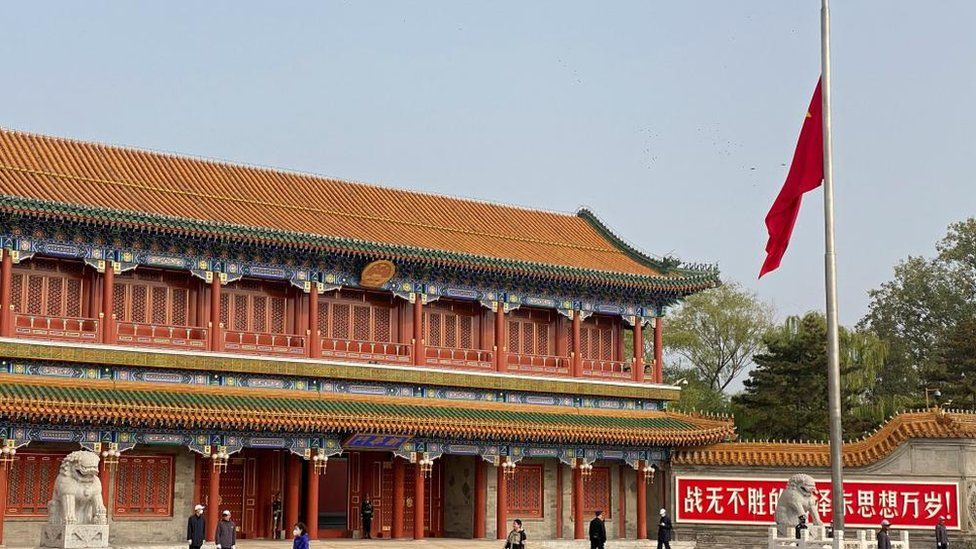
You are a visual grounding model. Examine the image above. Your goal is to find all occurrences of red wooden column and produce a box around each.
[210,274,222,352]
[285,454,301,539]
[306,460,320,540]
[653,317,664,383]
[636,463,647,539]
[101,261,116,344]
[392,457,406,538]
[207,465,221,542]
[632,317,645,383]
[0,248,12,337]
[495,465,508,540]
[412,293,424,366]
[413,462,425,540]
[571,311,582,377]
[573,464,584,539]
[0,460,9,545]
[99,459,112,517]
[307,284,320,358]
[473,459,486,538]
[494,302,507,372]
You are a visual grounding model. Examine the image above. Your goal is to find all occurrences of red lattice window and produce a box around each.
[582,467,611,517]
[12,260,86,317]
[321,290,398,343]
[424,301,479,350]
[508,308,554,356]
[581,316,616,360]
[5,452,64,517]
[113,271,191,327]
[113,455,174,518]
[509,321,521,353]
[507,464,544,518]
[222,282,289,334]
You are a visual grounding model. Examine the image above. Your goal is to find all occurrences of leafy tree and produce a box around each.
[732,312,887,441]
[860,218,976,401]
[663,282,774,392]
[662,364,731,416]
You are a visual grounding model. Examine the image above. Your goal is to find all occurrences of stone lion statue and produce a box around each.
[47,450,107,526]
[774,473,822,536]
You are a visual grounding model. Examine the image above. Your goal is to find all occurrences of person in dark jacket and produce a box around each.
[657,508,673,549]
[794,515,808,540]
[186,504,206,549]
[361,494,374,539]
[589,510,607,549]
[292,522,310,549]
[504,519,526,549]
[876,520,892,549]
[216,510,237,549]
[936,516,949,549]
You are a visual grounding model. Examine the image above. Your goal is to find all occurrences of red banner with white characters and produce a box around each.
[675,476,959,529]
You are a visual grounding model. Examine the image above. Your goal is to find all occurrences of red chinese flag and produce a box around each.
[759,79,824,278]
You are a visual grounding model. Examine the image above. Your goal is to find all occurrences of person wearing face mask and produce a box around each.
[186,504,206,549]
[292,522,310,549]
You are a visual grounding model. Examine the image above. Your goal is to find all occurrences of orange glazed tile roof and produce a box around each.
[0,374,735,447]
[672,409,976,468]
[0,128,718,290]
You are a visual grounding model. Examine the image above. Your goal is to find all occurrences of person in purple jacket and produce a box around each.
[292,522,310,549]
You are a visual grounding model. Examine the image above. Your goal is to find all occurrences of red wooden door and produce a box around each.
[199,458,247,537]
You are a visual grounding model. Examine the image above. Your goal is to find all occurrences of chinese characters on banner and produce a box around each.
[675,477,959,529]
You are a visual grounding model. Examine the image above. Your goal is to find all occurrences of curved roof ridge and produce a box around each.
[672,408,976,468]
[576,206,720,276]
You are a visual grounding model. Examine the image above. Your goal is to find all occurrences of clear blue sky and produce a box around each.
[2,1,973,326]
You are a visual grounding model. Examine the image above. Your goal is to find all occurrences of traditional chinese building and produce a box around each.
[0,128,732,546]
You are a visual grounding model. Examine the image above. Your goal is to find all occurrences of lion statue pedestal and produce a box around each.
[39,451,109,548]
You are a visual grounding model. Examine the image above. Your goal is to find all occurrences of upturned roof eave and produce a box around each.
[0,194,721,295]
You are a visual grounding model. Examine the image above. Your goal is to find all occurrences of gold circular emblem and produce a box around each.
[360,260,396,288]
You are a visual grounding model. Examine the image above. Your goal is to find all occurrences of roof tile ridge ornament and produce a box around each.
[0,125,585,219]
[575,206,720,280]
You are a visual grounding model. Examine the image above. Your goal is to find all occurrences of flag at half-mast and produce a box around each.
[759,79,824,278]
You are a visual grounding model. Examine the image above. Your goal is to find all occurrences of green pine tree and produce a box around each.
[732,312,884,441]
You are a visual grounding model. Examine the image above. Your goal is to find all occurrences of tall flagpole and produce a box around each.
[820,0,844,546]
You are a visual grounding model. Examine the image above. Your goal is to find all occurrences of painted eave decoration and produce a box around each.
[0,374,736,447]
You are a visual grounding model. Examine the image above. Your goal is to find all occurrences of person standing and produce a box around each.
[292,522,310,549]
[794,515,808,540]
[186,504,206,549]
[361,494,374,539]
[657,508,673,549]
[936,516,949,549]
[216,510,237,549]
[588,510,607,549]
[504,519,526,549]
[876,520,892,549]
[271,492,283,539]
